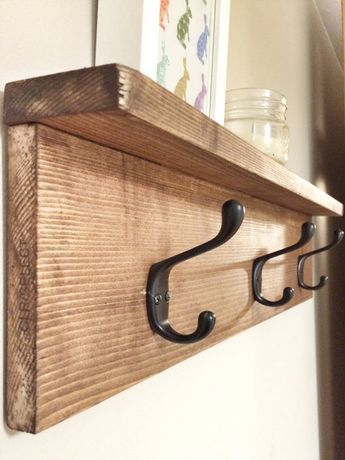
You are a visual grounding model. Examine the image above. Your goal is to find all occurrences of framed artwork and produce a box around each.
[96,0,230,124]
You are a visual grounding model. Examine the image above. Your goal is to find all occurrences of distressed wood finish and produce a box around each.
[7,125,38,433]
[3,64,342,217]
[7,123,313,433]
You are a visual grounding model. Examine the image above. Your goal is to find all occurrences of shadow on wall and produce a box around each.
[310,7,345,460]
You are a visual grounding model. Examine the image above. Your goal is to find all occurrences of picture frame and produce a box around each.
[96,0,231,124]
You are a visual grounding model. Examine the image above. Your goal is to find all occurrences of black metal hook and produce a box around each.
[252,222,316,307]
[146,200,245,344]
[297,229,344,290]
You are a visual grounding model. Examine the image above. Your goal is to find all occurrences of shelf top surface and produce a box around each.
[3,63,343,217]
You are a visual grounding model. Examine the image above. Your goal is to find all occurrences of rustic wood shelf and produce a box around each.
[4,64,342,433]
[4,64,342,217]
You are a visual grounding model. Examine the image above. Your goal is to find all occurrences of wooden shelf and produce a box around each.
[4,63,342,217]
[4,64,342,433]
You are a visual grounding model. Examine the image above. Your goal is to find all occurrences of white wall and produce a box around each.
[0,1,342,459]
[314,0,343,66]
[310,1,345,457]
[227,2,345,459]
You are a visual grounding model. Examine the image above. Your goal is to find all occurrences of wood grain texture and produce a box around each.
[7,124,313,433]
[3,64,342,217]
[7,125,38,432]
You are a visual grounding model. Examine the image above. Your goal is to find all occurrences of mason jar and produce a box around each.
[224,88,289,165]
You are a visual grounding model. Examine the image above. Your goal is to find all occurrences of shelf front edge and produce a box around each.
[4,63,343,217]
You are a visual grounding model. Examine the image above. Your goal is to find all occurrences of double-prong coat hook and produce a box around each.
[146,200,245,344]
[297,229,344,290]
[252,222,316,307]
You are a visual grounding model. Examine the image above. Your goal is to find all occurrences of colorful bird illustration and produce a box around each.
[177,0,192,49]
[157,41,170,87]
[174,57,190,101]
[194,74,207,112]
[197,14,210,64]
[159,0,170,30]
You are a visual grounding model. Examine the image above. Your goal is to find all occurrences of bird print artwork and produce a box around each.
[174,57,190,101]
[197,14,210,64]
[177,0,192,49]
[157,41,170,87]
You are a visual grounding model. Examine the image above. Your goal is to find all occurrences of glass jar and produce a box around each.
[224,88,289,165]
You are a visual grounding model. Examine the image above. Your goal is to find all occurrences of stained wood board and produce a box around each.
[3,64,343,217]
[7,123,313,433]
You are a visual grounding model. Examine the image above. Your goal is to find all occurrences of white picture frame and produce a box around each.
[96,0,230,124]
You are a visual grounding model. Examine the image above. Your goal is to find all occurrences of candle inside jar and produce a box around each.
[224,89,289,166]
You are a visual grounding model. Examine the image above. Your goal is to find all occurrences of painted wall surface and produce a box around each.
[228,1,345,459]
[0,1,343,459]
[314,0,343,66]
[310,2,345,456]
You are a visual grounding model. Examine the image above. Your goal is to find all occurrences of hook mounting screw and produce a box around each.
[154,295,162,305]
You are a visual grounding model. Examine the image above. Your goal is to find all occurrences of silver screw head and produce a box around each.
[154,294,162,305]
